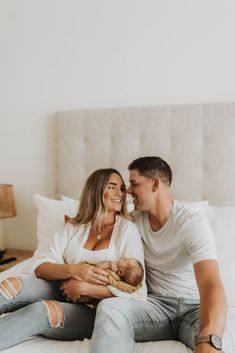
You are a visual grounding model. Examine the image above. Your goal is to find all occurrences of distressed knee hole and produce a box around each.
[0,277,23,300]
[42,300,64,328]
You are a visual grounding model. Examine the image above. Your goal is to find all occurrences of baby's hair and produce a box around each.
[122,259,144,286]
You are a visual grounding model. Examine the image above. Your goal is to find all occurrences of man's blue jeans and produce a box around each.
[90,294,200,353]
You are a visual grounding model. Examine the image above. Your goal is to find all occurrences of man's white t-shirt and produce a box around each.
[134,200,217,298]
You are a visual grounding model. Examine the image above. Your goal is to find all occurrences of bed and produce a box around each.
[1,102,235,353]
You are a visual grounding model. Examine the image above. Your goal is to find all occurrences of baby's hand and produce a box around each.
[110,262,118,272]
[97,261,118,272]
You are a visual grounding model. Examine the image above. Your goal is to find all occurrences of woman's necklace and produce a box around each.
[96,234,102,241]
[95,222,115,241]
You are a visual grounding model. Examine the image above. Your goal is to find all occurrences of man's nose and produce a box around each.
[127,185,132,194]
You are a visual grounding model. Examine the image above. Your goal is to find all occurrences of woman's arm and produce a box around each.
[60,279,113,303]
[33,224,109,284]
[35,261,109,285]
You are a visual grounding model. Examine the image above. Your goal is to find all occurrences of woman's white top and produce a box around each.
[33,216,147,301]
[80,248,110,265]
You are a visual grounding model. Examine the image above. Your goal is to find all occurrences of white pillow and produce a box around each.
[34,194,79,249]
[206,205,235,307]
[127,202,134,212]
[127,200,209,213]
[61,195,80,211]
[181,200,209,212]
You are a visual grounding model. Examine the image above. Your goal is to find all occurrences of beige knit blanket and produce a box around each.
[106,269,141,293]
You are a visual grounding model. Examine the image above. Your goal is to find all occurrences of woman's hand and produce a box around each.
[71,262,109,285]
[60,278,113,302]
[60,279,85,303]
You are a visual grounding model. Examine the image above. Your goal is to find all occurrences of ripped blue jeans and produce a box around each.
[0,276,95,350]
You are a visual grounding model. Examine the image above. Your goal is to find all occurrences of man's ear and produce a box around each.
[152,178,159,192]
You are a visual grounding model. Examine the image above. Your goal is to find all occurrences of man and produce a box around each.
[90,156,227,353]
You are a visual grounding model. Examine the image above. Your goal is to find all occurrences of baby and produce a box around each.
[76,258,144,304]
[99,257,144,287]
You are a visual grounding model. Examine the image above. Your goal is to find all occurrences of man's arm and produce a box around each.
[194,259,227,353]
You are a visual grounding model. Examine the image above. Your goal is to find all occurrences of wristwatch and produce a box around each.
[196,334,222,350]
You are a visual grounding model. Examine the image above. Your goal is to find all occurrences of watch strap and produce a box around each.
[196,335,211,344]
[196,335,222,350]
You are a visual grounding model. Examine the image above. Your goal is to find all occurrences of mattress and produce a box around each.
[0,260,234,353]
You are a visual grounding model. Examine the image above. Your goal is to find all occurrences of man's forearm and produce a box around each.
[198,282,227,337]
[194,260,227,340]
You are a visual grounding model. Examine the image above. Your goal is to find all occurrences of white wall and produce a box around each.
[0,0,235,250]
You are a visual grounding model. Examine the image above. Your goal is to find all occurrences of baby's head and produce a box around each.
[116,258,144,286]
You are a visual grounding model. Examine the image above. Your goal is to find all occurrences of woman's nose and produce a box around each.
[115,188,123,196]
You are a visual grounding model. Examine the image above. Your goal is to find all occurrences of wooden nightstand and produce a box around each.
[0,248,34,272]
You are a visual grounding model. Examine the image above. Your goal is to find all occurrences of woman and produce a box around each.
[0,168,146,350]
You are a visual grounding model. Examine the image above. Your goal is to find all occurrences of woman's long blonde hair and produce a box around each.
[70,168,131,229]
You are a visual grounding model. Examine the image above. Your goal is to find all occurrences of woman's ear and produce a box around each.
[152,178,159,192]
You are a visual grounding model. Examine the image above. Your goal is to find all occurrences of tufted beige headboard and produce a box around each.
[55,102,235,206]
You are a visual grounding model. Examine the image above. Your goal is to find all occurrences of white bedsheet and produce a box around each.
[0,260,234,353]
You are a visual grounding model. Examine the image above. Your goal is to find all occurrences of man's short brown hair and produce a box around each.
[128,156,172,185]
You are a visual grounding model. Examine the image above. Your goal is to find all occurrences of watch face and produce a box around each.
[211,335,222,349]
